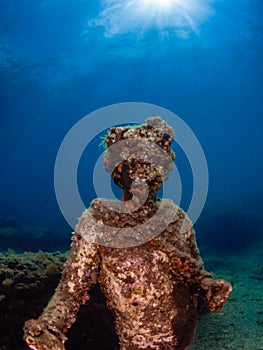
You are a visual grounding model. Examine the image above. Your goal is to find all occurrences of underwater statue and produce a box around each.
[24,117,232,350]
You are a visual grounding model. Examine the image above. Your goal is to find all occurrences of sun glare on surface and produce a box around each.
[89,0,214,39]
[142,0,173,10]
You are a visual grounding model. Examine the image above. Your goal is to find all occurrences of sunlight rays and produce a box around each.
[88,0,214,39]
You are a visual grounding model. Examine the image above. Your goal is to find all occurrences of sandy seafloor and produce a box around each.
[191,241,263,350]
[0,238,262,350]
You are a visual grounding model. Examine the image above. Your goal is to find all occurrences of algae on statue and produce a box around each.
[24,117,232,350]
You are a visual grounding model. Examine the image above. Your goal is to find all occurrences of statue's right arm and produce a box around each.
[24,231,100,350]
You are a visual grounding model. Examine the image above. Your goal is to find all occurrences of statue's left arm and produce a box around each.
[186,231,232,312]
[168,210,232,312]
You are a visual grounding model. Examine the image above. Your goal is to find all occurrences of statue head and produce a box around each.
[103,117,175,202]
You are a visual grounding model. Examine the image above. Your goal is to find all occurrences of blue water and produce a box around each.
[0,0,262,252]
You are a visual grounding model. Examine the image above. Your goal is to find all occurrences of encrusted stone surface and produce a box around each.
[24,117,232,350]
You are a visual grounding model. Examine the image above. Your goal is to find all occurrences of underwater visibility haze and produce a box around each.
[0,0,263,349]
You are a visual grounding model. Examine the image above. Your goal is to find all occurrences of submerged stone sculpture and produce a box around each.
[24,117,232,350]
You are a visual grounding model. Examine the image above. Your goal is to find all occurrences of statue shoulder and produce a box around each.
[74,199,103,242]
[159,199,193,241]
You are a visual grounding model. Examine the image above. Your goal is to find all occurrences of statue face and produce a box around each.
[109,158,163,191]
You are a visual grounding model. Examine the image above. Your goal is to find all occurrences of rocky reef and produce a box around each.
[0,249,119,350]
[0,250,67,349]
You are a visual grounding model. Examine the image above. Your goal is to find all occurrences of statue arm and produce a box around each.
[169,218,232,313]
[24,233,99,350]
[187,230,232,312]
